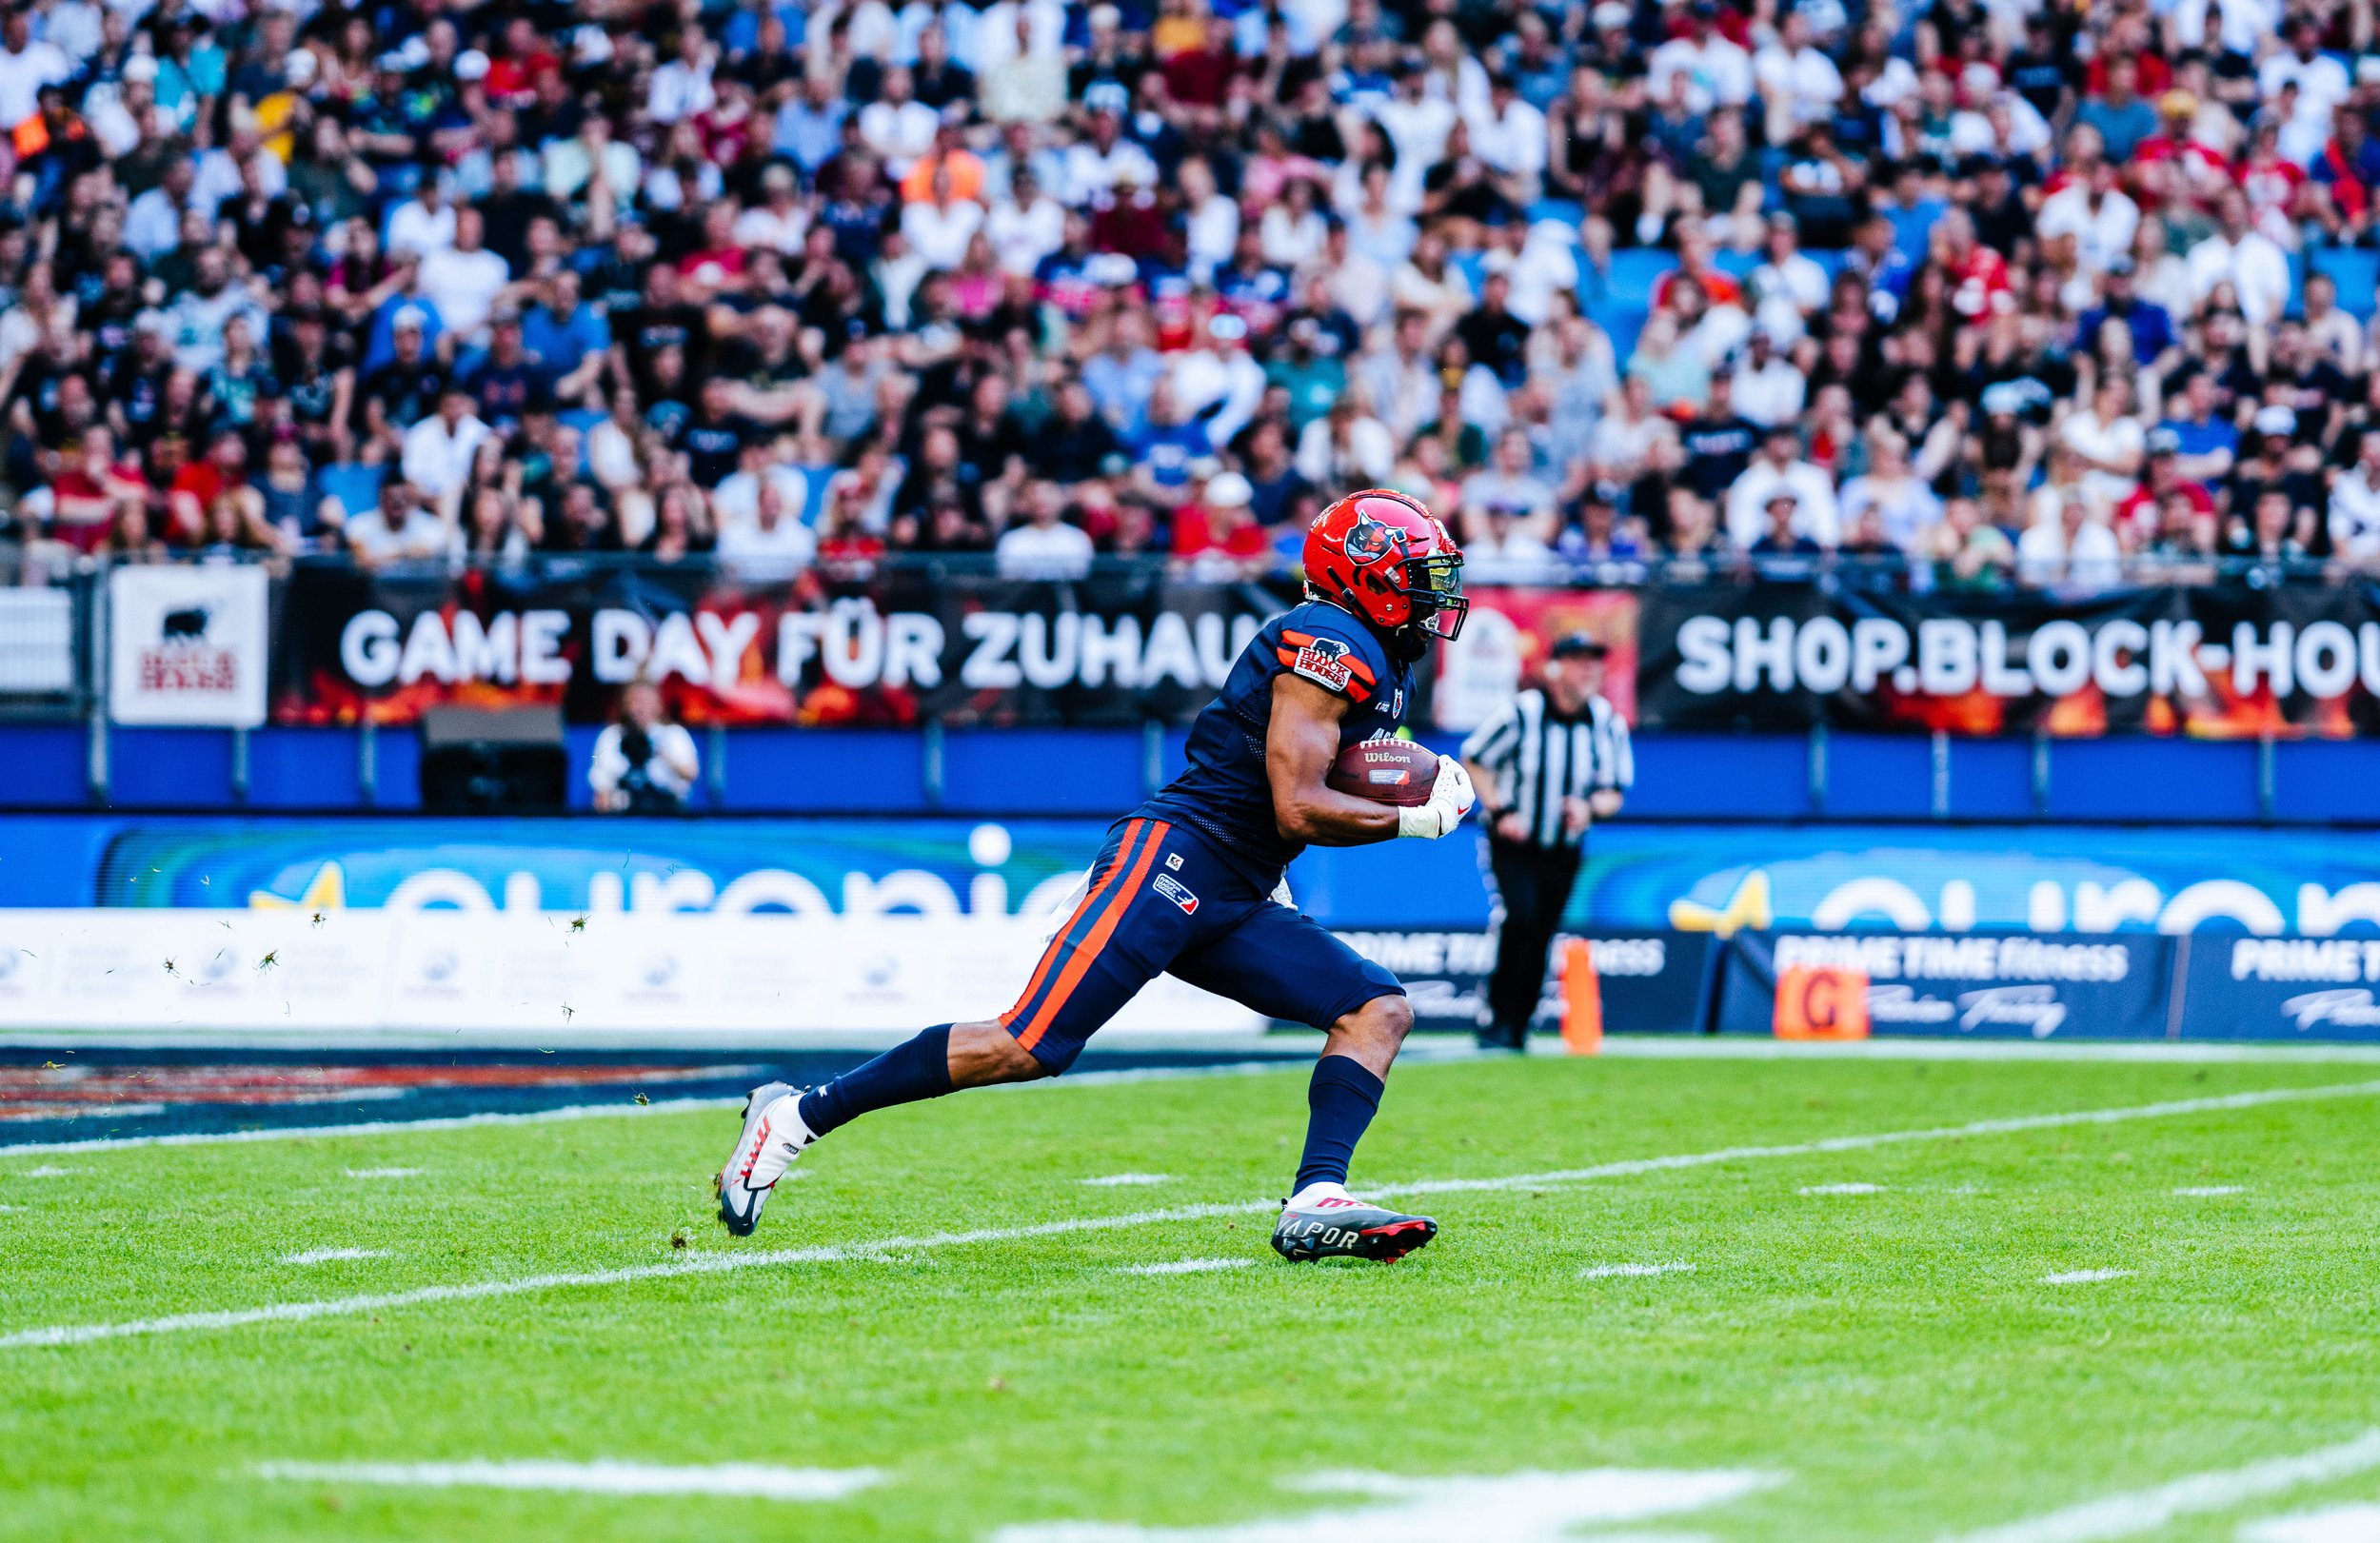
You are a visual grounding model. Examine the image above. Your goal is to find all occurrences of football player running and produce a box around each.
[718,490,1477,1262]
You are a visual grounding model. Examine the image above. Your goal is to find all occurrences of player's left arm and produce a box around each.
[1268,674,1475,844]
[1268,674,1403,846]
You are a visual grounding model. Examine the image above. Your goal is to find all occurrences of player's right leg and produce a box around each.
[717,818,1191,1236]
[1167,904,1438,1262]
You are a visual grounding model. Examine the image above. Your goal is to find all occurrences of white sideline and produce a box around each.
[250,1459,883,1500]
[6,1078,2376,1354]
[1578,1262,1696,1280]
[2241,1503,2380,1542]
[2039,1269,2133,1285]
[1798,1183,1885,1196]
[279,1247,392,1266]
[1941,1431,2380,1542]
[0,1059,1307,1157]
[1117,1257,1251,1276]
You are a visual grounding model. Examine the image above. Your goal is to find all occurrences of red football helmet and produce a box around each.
[1301,488,1468,641]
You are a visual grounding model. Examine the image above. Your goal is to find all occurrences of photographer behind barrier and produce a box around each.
[589,680,701,813]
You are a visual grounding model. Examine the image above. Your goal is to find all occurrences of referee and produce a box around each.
[1459,634,1633,1052]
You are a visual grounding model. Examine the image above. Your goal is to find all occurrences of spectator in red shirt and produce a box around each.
[1171,468,1270,576]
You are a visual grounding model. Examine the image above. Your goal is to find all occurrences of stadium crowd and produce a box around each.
[0,0,2377,593]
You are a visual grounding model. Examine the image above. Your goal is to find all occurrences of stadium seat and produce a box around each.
[2311,249,2379,320]
[316,464,386,520]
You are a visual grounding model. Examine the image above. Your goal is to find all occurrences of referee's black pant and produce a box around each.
[1481,836,1583,1045]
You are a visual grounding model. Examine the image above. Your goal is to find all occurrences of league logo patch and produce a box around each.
[1292,636,1355,693]
[1165,853,1183,871]
[1153,873,1200,915]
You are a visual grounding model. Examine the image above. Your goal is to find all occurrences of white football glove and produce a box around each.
[1397,755,1477,840]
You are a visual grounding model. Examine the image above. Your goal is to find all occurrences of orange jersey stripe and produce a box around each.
[1000,819,1144,1029]
[1016,821,1170,1051]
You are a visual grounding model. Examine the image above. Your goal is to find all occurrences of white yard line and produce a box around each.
[1579,1262,1696,1280]
[2240,1503,2380,1542]
[7,1078,2377,1354]
[2174,1185,2248,1197]
[279,1248,393,1266]
[249,1459,883,1500]
[343,1167,421,1180]
[1081,1174,1175,1187]
[1116,1257,1252,1276]
[1798,1183,1884,1196]
[1377,1080,2380,1200]
[2039,1269,2133,1285]
[1940,1431,2380,1543]
[1593,1039,2380,1064]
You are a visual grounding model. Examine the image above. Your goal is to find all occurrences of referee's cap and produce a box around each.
[1550,633,1609,661]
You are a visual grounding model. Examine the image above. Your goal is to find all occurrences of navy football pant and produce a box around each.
[1001,818,1403,1073]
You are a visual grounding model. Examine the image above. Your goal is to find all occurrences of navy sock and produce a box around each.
[797,1025,955,1137]
[1294,1055,1386,1194]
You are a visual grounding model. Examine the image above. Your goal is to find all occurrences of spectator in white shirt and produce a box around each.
[2017,493,2124,594]
[2187,191,2291,326]
[590,682,701,812]
[2254,16,2350,149]
[900,167,985,270]
[995,479,1096,578]
[646,30,717,125]
[2330,435,2380,564]
[1725,426,1840,547]
[2057,377,2147,509]
[1179,156,1239,284]
[401,389,492,511]
[1464,74,1548,193]
[385,179,457,258]
[1647,3,1755,114]
[0,10,69,128]
[347,481,451,567]
[859,67,942,179]
[733,165,811,254]
[2038,161,2140,278]
[985,166,1064,274]
[1059,108,1158,206]
[717,480,820,582]
[1375,66,1458,205]
[1755,12,1843,139]
[1731,328,1809,427]
[417,208,510,341]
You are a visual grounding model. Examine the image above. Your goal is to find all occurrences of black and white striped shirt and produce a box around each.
[1459,690,1635,848]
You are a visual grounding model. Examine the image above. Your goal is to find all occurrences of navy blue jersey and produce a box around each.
[1139,600,1413,881]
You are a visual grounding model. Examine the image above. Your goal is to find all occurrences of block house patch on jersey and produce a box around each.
[1153,874,1200,915]
[1292,636,1354,692]
[1276,629,1378,703]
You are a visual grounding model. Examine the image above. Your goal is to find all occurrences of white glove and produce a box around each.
[1397,755,1477,840]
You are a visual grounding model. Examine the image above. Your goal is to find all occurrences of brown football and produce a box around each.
[1325,738,1441,807]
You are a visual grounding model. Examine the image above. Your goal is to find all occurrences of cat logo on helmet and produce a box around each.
[1341,517,1394,563]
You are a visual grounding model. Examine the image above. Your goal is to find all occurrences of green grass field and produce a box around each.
[8,1046,2380,1542]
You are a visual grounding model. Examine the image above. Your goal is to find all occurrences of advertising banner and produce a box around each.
[0,910,1264,1037]
[1331,928,1709,1034]
[2172,935,2380,1041]
[1636,581,2380,738]
[1715,930,2176,1040]
[1431,587,1640,732]
[272,563,1302,727]
[109,564,269,726]
[0,588,75,694]
[25,815,2380,940]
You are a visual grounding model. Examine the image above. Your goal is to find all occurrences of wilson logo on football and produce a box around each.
[1153,874,1200,915]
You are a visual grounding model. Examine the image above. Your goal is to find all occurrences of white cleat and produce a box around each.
[715,1082,816,1236]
